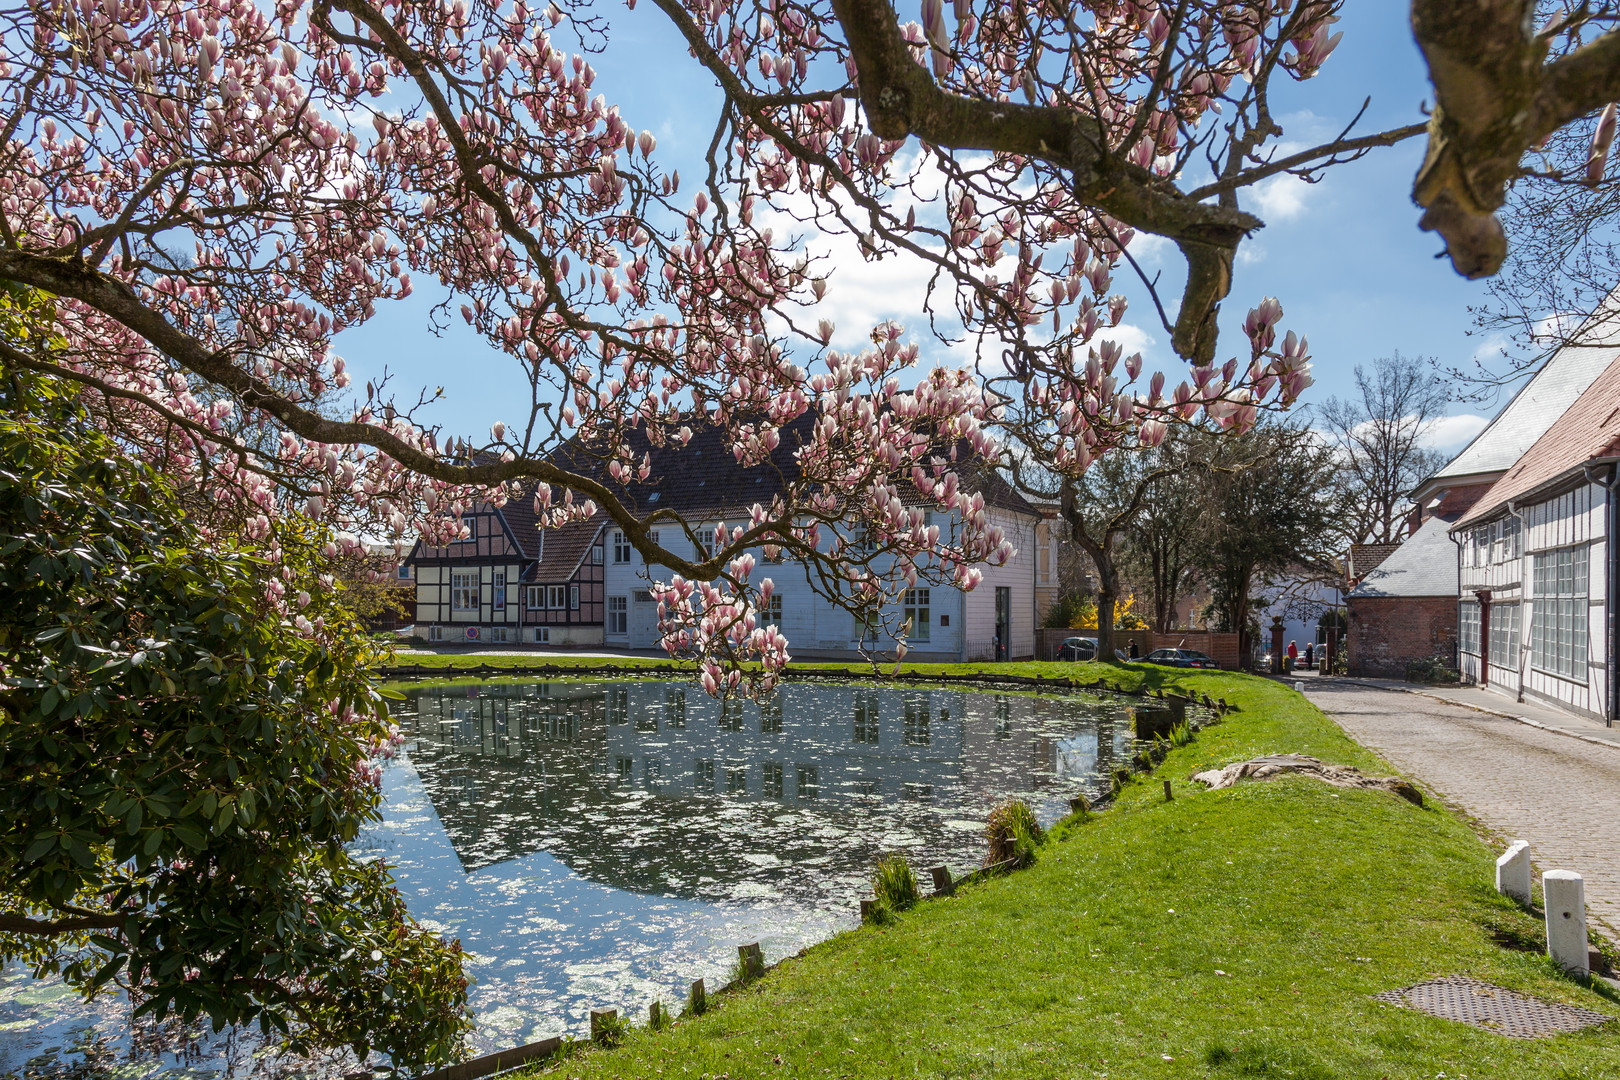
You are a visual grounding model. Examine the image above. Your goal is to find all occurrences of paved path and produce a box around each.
[1304,680,1620,942]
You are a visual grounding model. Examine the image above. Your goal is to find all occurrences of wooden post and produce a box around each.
[860,898,878,922]
[928,865,953,896]
[738,942,764,981]
[590,1007,618,1044]
[1163,779,1173,802]
[1068,794,1090,816]
[689,978,707,1015]
[649,1000,666,1029]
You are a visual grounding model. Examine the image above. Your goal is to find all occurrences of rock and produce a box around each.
[1191,754,1424,806]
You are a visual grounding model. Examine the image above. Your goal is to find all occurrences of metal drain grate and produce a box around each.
[1375,976,1613,1038]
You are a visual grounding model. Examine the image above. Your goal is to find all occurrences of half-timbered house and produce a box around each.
[1450,354,1620,725]
[408,492,606,647]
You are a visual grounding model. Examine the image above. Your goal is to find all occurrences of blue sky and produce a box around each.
[334,0,1499,455]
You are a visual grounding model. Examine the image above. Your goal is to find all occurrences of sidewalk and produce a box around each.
[1317,674,1620,751]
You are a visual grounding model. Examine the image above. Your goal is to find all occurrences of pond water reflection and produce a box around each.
[1,679,1142,1078]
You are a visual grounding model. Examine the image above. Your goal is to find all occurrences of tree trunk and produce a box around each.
[1095,557,1120,660]
[1234,577,1253,671]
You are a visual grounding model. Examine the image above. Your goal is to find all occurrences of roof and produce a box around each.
[1421,292,1620,492]
[562,412,1040,521]
[1347,513,1460,599]
[518,507,605,583]
[1455,354,1620,529]
[1347,542,1402,580]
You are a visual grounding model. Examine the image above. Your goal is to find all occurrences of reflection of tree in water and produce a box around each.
[398,682,1133,902]
[0,1004,359,1080]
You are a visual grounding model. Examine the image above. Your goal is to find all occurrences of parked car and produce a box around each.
[1136,648,1220,669]
[1055,636,1099,661]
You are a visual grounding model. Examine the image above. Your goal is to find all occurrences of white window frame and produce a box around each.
[428,625,445,641]
[532,626,550,644]
[397,564,412,579]
[492,570,506,611]
[1488,602,1520,669]
[526,585,544,611]
[451,570,478,611]
[461,517,476,541]
[607,595,628,635]
[903,588,931,643]
[570,584,580,610]
[547,584,567,609]
[613,531,631,563]
[488,626,511,643]
[591,544,604,564]
[1532,546,1588,679]
[1458,600,1480,656]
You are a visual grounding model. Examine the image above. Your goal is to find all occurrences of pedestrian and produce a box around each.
[1287,640,1299,665]
[1305,642,1315,668]
[1129,639,1140,660]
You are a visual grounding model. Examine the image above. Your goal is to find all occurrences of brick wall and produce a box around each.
[1346,595,1458,677]
[1150,631,1242,669]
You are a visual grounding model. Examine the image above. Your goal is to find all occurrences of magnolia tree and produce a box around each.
[0,0,1454,683]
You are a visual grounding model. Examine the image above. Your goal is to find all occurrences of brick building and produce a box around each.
[1346,513,1463,677]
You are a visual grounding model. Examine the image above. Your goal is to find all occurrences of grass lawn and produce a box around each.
[454,662,1620,1079]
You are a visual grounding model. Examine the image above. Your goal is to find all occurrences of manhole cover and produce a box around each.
[1375,976,1613,1038]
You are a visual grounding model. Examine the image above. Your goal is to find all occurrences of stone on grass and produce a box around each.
[1496,839,1532,904]
[1190,754,1423,806]
[1543,870,1589,978]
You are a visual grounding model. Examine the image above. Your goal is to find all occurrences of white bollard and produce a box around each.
[1495,839,1533,904]
[1543,870,1589,977]
[1294,681,1303,693]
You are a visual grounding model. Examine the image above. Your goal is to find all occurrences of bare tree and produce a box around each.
[1118,433,1209,633]
[1318,353,1449,544]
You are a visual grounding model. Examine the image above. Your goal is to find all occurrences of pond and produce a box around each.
[1,679,1149,1079]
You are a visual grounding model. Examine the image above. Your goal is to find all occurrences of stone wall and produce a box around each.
[1346,595,1458,678]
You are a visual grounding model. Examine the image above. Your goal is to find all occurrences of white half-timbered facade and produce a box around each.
[408,495,607,648]
[1452,355,1620,725]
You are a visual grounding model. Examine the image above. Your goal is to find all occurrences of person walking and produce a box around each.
[1305,642,1315,668]
[1287,640,1299,668]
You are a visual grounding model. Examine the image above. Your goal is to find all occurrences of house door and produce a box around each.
[995,587,1011,661]
[629,589,660,650]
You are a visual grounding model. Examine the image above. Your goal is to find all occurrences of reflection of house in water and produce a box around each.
[399,681,1132,900]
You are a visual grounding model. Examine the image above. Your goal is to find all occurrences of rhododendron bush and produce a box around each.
[0,354,470,1067]
[0,0,1440,676]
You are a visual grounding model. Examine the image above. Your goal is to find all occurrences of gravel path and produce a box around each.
[1305,680,1620,942]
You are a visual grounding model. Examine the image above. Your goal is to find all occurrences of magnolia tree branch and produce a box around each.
[830,0,1259,362]
[1412,0,1620,277]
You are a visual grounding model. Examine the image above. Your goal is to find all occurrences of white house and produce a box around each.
[596,420,1046,662]
[1450,353,1620,725]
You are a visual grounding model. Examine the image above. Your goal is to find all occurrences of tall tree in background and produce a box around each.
[1027,438,1191,659]
[1318,353,1449,544]
[1118,431,1210,634]
[1194,422,1342,666]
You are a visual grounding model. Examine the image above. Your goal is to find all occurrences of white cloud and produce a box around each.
[1236,241,1267,267]
[1420,412,1489,451]
[1247,172,1313,222]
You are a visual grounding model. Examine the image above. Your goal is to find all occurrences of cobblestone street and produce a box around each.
[1304,681,1620,942]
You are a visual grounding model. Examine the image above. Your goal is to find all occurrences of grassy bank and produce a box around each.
[486,664,1619,1079]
